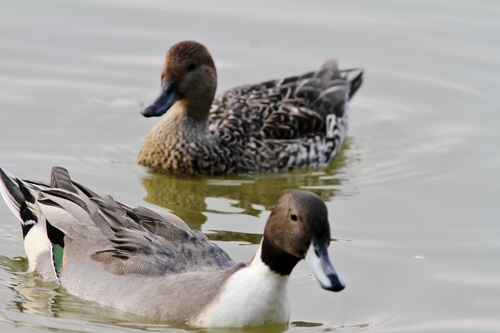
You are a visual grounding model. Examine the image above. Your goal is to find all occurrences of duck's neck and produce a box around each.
[261,236,301,275]
[153,102,210,147]
[182,96,213,122]
[168,101,209,131]
[192,242,290,327]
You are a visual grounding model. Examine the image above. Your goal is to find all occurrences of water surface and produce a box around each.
[0,1,499,332]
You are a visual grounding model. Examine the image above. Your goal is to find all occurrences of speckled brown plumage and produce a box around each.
[138,41,363,175]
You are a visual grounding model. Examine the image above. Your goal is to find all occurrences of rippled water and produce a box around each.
[1,1,499,332]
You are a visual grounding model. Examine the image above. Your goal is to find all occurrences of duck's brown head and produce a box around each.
[261,191,345,292]
[142,41,217,121]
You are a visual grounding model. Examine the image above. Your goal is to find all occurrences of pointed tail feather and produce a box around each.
[0,167,38,238]
[0,167,24,215]
[1,167,69,281]
[348,70,363,99]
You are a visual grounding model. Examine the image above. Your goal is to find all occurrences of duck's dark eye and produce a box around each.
[188,61,197,71]
[290,213,298,221]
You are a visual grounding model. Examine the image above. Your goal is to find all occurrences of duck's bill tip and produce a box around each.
[141,79,180,118]
[319,275,345,292]
[141,102,171,117]
[140,107,156,118]
[305,241,345,293]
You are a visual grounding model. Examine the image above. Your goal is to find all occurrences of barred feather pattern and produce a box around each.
[200,67,359,174]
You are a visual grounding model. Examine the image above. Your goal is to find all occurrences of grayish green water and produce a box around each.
[1,0,499,332]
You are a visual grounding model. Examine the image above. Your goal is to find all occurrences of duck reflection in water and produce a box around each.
[140,139,353,238]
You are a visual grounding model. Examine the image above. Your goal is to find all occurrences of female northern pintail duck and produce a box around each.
[138,40,363,175]
[0,166,344,327]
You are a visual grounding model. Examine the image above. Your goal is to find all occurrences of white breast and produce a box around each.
[192,245,290,327]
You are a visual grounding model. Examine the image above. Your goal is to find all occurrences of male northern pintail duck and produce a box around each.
[0,166,344,327]
[138,40,363,175]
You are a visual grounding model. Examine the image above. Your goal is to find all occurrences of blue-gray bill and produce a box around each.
[305,241,345,292]
[141,79,179,118]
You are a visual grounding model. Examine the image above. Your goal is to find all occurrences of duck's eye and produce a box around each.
[290,213,298,221]
[188,61,197,71]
